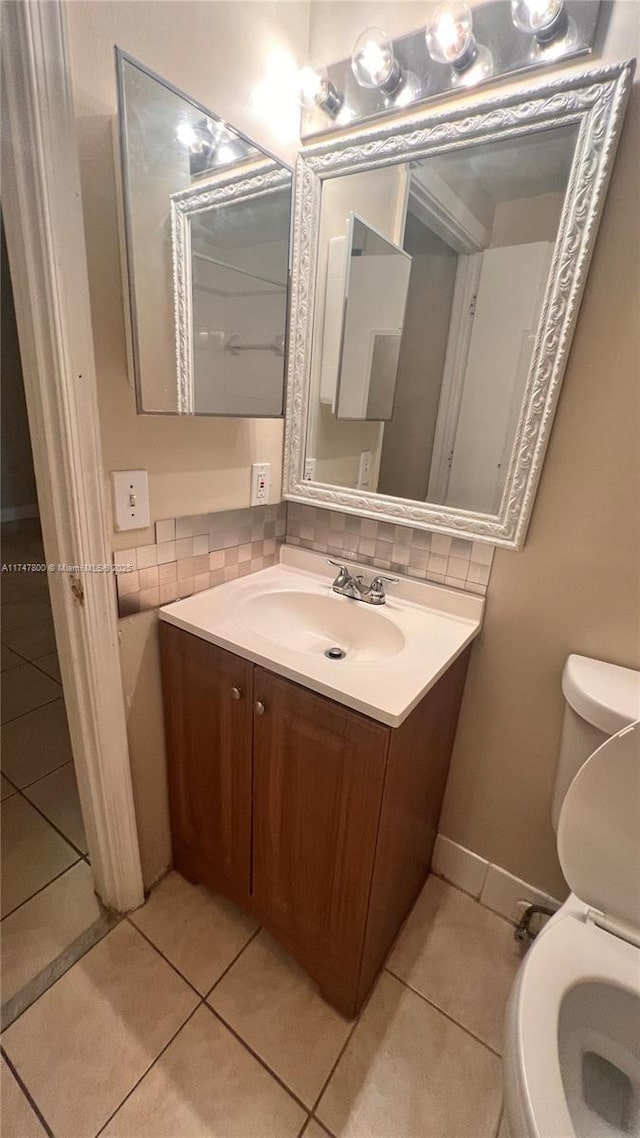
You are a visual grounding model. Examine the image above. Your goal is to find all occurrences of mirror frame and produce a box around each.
[283,61,633,549]
[171,160,292,413]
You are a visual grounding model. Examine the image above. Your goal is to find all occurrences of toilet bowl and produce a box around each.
[504,655,640,1138]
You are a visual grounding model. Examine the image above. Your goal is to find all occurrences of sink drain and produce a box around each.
[325,646,346,660]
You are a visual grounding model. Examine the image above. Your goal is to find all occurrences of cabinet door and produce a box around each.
[160,623,253,905]
[252,667,389,1015]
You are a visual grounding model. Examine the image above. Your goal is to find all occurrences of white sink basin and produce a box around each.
[236,589,405,663]
[159,546,484,726]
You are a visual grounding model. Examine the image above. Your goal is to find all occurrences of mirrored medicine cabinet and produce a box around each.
[115,50,293,416]
[283,61,634,548]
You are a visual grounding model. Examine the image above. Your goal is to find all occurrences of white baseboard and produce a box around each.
[432,834,562,925]
[1,504,39,522]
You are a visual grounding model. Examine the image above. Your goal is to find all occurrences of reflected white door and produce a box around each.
[445,241,553,513]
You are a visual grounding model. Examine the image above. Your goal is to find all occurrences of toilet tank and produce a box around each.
[551,655,640,831]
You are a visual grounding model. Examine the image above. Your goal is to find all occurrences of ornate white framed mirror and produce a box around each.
[283,61,633,548]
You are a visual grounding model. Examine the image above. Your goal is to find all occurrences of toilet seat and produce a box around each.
[557,722,640,936]
[505,911,640,1138]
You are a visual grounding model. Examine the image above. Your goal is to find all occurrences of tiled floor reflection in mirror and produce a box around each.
[1,520,113,1031]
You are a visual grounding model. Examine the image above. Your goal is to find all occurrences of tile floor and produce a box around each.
[1,520,105,1028]
[1,869,522,1138]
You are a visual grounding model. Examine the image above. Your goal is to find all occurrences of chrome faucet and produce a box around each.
[327,560,398,605]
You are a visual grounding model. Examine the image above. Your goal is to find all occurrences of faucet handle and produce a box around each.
[366,573,399,603]
[370,574,399,587]
[327,559,351,587]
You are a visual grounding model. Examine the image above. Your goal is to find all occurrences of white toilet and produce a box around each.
[504,654,640,1138]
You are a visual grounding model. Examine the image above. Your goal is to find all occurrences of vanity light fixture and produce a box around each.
[298,1,602,138]
[299,63,343,117]
[425,1,493,83]
[511,0,569,44]
[351,27,404,95]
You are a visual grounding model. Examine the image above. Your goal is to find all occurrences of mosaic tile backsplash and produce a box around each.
[114,503,286,617]
[285,503,494,594]
[113,500,493,617]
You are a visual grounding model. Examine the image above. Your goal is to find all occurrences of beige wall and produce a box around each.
[491,192,564,248]
[440,10,640,897]
[67,1,310,884]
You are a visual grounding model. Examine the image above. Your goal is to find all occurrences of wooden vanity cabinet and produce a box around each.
[160,622,470,1018]
[252,666,389,1015]
[160,623,253,908]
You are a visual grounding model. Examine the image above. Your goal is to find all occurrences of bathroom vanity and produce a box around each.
[159,550,482,1016]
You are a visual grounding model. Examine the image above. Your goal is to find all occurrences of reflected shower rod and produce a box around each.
[192,249,285,290]
[224,333,285,357]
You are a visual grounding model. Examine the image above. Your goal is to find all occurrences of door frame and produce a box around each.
[1,0,144,911]
[426,252,482,503]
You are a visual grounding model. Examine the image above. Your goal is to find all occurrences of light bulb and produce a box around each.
[426,2,476,70]
[351,27,403,94]
[216,143,236,165]
[511,0,568,43]
[426,1,493,85]
[298,63,343,117]
[175,122,200,150]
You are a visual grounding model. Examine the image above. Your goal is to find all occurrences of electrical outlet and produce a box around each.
[358,450,373,488]
[111,470,149,531]
[250,462,271,506]
[304,458,316,481]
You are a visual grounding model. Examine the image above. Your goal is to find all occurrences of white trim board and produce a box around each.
[2,0,144,912]
[432,834,562,925]
[1,505,40,523]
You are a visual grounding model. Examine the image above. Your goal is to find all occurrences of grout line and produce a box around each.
[309,1017,360,1120]
[0,771,21,793]
[2,753,75,793]
[203,925,261,1000]
[1,857,83,923]
[12,783,88,860]
[93,1002,202,1138]
[204,1002,311,1115]
[384,966,503,1057]
[0,1045,55,1138]
[1,690,63,727]
[310,1114,337,1137]
[308,985,373,1120]
[0,636,56,667]
[9,758,72,793]
[26,656,61,686]
[124,917,205,1002]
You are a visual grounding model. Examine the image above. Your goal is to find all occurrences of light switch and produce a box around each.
[111,470,150,531]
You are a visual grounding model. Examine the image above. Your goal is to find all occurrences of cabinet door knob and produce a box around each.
[255,700,266,716]
[230,687,242,700]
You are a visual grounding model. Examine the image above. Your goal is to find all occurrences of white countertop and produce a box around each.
[159,545,484,726]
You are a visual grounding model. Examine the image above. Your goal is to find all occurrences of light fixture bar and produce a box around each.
[300,0,600,139]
